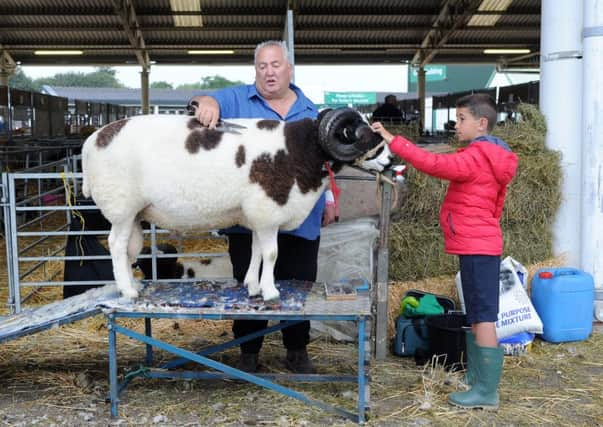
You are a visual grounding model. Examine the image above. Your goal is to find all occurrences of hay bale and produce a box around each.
[385,122,421,140]
[389,222,457,281]
[388,103,561,282]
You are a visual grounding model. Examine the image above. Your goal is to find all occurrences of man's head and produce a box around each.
[254,40,293,100]
[385,94,398,105]
[454,93,497,142]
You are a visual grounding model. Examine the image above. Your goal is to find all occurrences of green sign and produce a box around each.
[409,65,447,83]
[315,103,347,110]
[323,92,377,105]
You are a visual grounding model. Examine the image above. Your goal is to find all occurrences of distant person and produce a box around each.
[372,93,518,411]
[372,94,404,124]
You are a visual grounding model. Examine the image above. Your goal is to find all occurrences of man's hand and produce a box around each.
[322,202,337,226]
[188,96,221,129]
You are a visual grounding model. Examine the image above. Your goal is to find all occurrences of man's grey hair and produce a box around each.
[254,40,290,65]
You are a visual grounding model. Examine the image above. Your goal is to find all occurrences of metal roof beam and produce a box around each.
[0,25,539,33]
[0,6,540,17]
[111,0,150,69]
[411,0,482,67]
[0,44,17,74]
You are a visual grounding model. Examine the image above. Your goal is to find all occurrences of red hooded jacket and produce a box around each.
[389,135,518,255]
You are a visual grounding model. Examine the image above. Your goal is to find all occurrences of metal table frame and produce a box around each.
[106,309,371,424]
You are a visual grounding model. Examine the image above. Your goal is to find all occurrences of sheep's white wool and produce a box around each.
[82,114,391,301]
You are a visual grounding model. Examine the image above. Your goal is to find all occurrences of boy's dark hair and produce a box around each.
[455,93,497,132]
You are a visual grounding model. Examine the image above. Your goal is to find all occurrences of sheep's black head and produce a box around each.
[318,108,384,163]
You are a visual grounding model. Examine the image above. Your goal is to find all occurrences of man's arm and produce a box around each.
[189,95,221,129]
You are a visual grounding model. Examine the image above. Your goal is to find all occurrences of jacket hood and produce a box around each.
[470,136,518,186]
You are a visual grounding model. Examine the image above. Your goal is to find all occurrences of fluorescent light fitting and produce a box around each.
[170,0,202,27]
[484,49,531,54]
[478,0,513,12]
[468,15,502,26]
[469,0,512,26]
[34,50,84,55]
[188,50,234,55]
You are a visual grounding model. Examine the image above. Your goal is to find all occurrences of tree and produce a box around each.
[35,67,124,88]
[8,68,39,91]
[150,81,173,89]
[176,75,244,90]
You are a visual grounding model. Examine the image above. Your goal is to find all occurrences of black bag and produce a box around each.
[393,316,430,356]
[392,290,456,360]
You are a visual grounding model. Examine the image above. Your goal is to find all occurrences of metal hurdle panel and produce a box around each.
[1,168,230,314]
[1,165,394,359]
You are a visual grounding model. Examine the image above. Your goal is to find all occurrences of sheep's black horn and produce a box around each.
[318,108,381,162]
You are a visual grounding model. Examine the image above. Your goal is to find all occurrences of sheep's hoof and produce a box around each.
[247,282,261,298]
[262,288,280,303]
[118,285,140,300]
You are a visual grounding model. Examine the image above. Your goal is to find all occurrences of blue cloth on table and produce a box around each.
[138,280,313,311]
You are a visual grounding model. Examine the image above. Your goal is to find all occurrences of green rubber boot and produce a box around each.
[462,331,477,386]
[448,344,504,410]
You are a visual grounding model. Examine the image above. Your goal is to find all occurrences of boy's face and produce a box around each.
[455,107,488,142]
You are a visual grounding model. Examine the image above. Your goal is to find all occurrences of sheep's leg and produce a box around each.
[244,230,262,297]
[255,228,280,301]
[127,221,144,266]
[109,220,140,299]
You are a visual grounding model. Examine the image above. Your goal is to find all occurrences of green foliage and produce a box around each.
[8,68,40,91]
[150,81,174,89]
[10,68,243,92]
[177,75,244,90]
[35,66,124,88]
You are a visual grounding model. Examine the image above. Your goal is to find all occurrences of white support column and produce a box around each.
[284,9,295,82]
[581,0,603,290]
[539,0,583,266]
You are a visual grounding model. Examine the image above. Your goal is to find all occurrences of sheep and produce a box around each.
[134,244,183,280]
[134,243,233,281]
[81,108,392,301]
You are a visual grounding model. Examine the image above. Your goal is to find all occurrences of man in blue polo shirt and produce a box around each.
[190,40,335,374]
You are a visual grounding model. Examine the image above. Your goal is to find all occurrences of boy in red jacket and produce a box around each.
[372,93,518,410]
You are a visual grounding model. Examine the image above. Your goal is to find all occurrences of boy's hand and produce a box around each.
[371,122,395,144]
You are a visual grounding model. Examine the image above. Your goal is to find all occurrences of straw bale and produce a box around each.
[389,222,456,280]
[385,122,421,140]
[493,103,547,155]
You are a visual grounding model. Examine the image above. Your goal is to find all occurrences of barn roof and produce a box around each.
[0,0,541,69]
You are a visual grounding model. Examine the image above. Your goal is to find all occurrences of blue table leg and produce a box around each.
[145,317,153,366]
[358,317,367,424]
[108,314,119,417]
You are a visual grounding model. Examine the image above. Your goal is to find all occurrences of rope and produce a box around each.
[376,173,401,214]
[61,171,86,265]
[353,139,387,168]
[124,364,151,381]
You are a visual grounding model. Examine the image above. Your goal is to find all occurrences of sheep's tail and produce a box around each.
[81,138,91,198]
